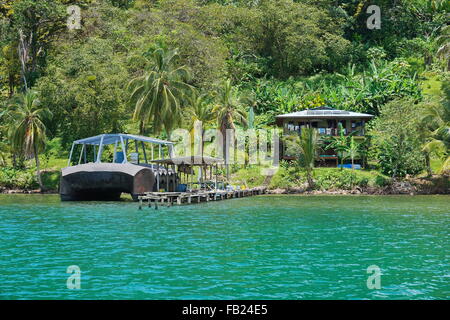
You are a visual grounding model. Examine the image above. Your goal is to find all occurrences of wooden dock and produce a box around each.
[137,187,267,209]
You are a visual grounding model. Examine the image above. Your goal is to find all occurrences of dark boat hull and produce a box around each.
[60,163,155,201]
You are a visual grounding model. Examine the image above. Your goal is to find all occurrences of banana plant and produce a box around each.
[323,123,357,169]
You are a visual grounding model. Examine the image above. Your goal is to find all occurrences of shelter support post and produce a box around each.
[95,135,104,163]
[113,141,118,163]
[120,135,127,163]
[141,142,148,164]
[166,164,169,192]
[78,144,85,164]
[67,142,75,166]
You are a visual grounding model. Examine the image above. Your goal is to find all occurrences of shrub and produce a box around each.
[231,166,266,188]
[356,176,369,187]
[41,171,61,191]
[313,168,381,190]
[369,98,426,178]
[314,169,357,190]
[269,166,305,189]
[378,138,426,177]
[0,167,38,190]
[374,174,392,187]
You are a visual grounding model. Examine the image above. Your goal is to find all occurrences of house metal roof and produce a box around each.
[276,106,374,120]
[73,134,174,146]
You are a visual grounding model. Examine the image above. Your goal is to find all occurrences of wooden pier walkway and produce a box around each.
[138,187,267,209]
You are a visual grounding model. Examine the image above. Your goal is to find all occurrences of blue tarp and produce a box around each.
[337,164,361,170]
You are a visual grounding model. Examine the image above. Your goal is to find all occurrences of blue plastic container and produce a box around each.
[115,152,124,163]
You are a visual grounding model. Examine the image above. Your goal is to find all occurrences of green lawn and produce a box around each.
[421,73,443,99]
[41,157,67,171]
[430,157,444,174]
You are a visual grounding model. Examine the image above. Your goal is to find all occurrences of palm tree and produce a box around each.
[436,25,450,71]
[420,101,450,175]
[213,79,247,178]
[188,94,215,157]
[128,46,194,136]
[347,136,359,170]
[325,123,355,169]
[6,91,52,190]
[189,94,215,128]
[240,90,257,166]
[286,127,320,190]
[0,126,9,166]
[0,108,9,166]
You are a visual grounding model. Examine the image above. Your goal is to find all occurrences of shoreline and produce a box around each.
[1,176,448,196]
[266,188,449,196]
[1,188,448,197]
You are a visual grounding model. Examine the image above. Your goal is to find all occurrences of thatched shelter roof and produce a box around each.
[151,156,224,166]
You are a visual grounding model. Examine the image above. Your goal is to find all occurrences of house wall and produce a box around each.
[280,118,368,162]
[282,119,366,136]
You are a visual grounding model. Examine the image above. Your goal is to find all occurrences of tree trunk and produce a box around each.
[221,128,230,181]
[18,30,29,91]
[12,152,16,168]
[425,55,433,67]
[306,169,314,190]
[34,145,44,192]
[8,73,15,97]
[425,152,432,177]
[201,129,205,159]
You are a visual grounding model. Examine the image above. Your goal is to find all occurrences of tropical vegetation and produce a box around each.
[0,0,448,192]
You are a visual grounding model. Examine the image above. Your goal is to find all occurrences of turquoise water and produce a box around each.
[0,194,448,300]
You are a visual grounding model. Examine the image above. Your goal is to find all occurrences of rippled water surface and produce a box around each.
[0,194,449,299]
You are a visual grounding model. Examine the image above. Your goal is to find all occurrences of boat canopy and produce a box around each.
[67,133,174,166]
[73,133,174,146]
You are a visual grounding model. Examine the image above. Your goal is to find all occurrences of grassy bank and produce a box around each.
[1,156,448,195]
[231,166,390,190]
[0,154,64,192]
[230,165,449,195]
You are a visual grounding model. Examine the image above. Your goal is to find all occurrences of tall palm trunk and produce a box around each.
[221,116,233,181]
[12,152,17,168]
[222,128,230,180]
[201,129,205,159]
[306,168,314,190]
[139,120,145,135]
[34,144,44,191]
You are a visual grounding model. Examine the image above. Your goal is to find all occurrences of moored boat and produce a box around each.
[60,134,176,201]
